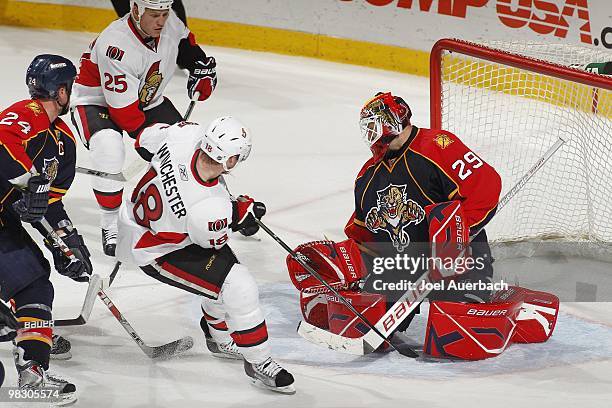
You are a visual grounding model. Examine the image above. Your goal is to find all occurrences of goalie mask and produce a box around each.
[199,116,252,172]
[359,92,411,156]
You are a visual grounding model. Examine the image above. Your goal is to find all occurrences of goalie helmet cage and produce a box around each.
[430,38,612,260]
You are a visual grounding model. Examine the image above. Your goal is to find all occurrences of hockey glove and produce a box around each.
[12,175,51,223]
[0,301,19,343]
[45,229,93,282]
[231,195,266,236]
[187,57,217,101]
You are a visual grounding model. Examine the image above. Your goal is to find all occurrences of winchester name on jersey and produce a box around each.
[345,127,502,251]
[117,122,234,266]
[71,12,189,133]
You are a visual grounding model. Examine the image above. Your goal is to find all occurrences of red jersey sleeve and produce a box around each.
[0,100,50,184]
[410,128,502,234]
[344,156,378,243]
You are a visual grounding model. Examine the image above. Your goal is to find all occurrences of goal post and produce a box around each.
[429,38,612,259]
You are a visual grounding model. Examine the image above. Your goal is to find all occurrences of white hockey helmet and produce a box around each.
[199,116,252,172]
[130,0,173,27]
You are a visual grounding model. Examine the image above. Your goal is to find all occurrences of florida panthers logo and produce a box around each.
[139,61,162,106]
[42,157,59,182]
[365,184,425,252]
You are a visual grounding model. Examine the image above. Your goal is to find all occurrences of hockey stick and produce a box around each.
[54,261,122,325]
[254,219,418,358]
[40,219,194,358]
[297,136,568,355]
[75,158,146,182]
[54,274,103,327]
[106,261,122,287]
[76,97,200,181]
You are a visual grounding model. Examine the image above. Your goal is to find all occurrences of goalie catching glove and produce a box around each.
[45,226,93,282]
[231,195,266,236]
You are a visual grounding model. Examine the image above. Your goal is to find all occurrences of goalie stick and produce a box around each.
[254,219,418,358]
[75,97,199,182]
[40,219,194,359]
[297,136,568,356]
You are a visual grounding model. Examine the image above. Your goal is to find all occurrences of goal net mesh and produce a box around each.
[434,39,612,259]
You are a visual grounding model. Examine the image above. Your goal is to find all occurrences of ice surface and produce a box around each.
[0,27,611,408]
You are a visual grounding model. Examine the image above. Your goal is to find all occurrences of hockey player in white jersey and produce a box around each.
[71,0,217,256]
[116,117,296,394]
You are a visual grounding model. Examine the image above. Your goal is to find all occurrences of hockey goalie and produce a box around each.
[286,92,559,360]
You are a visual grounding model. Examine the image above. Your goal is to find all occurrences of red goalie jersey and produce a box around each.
[345,127,502,248]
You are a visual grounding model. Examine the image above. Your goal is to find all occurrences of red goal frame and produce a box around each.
[429,38,612,129]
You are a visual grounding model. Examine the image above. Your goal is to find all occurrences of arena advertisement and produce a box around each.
[17,0,612,52]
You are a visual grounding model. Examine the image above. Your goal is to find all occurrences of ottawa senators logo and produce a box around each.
[139,61,162,106]
[42,157,59,182]
[365,184,425,252]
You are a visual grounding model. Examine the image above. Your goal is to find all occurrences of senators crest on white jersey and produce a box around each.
[139,61,163,106]
[365,184,425,252]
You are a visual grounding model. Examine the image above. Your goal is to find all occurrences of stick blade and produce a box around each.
[297,321,365,355]
[55,274,102,327]
[147,336,195,359]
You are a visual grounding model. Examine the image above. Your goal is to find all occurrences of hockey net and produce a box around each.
[430,39,612,260]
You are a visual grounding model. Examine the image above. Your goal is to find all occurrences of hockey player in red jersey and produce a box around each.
[287,92,559,360]
[71,0,217,257]
[0,54,93,404]
[340,92,501,308]
[116,117,295,394]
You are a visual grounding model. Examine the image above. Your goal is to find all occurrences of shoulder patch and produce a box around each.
[106,45,125,61]
[434,133,454,149]
[25,101,43,116]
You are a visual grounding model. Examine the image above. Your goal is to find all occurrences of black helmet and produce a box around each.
[26,54,77,99]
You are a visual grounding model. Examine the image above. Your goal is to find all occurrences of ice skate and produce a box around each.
[200,317,242,360]
[244,357,295,394]
[101,226,117,257]
[17,360,77,406]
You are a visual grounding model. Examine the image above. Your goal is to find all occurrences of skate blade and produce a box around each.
[51,392,77,407]
[50,351,72,361]
[211,352,243,360]
[250,378,296,395]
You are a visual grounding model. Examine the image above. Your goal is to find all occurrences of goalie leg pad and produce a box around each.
[492,286,559,343]
[424,300,522,360]
[327,291,386,339]
[300,291,329,329]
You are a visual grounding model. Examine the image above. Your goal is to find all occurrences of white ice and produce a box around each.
[1,27,611,408]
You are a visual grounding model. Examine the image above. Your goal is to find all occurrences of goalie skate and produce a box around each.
[244,358,295,394]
